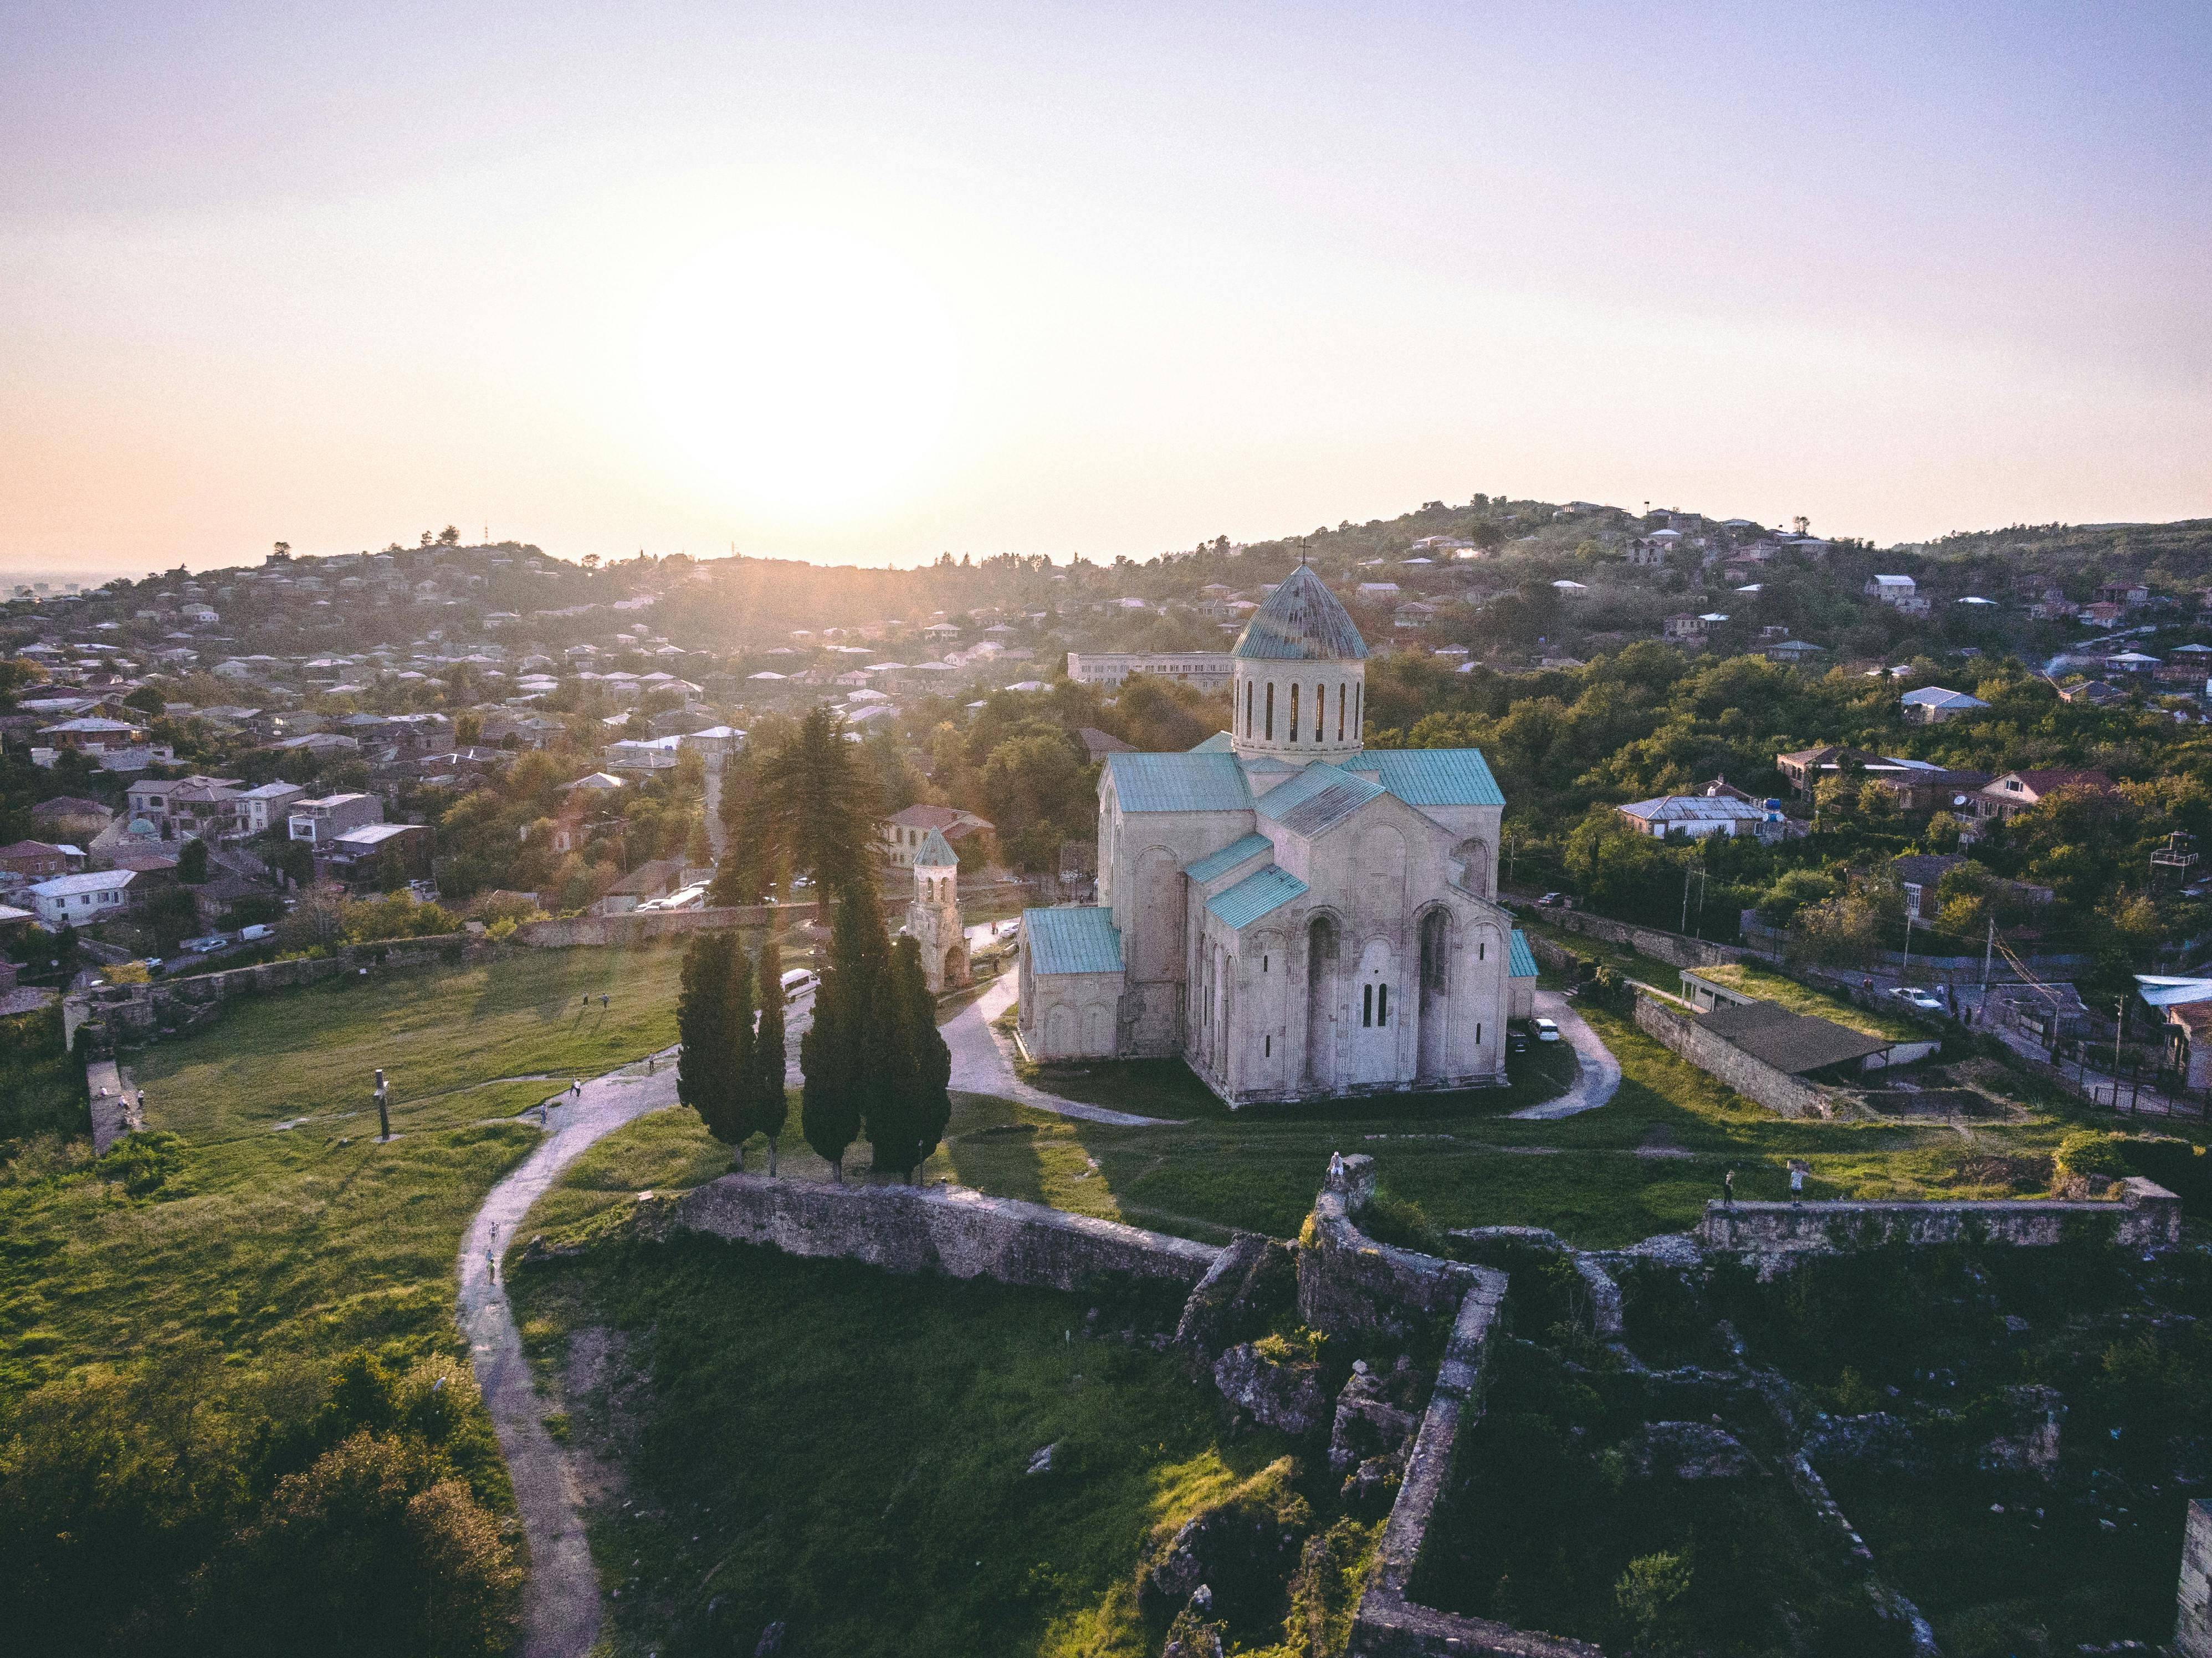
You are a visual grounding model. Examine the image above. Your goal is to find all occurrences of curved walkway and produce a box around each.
[458,1054,679,1658]
[943,974,1182,1127]
[1509,990,1622,1120]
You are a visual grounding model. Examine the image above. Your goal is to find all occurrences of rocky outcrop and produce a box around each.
[1625,1421,1757,1481]
[1138,1458,1311,1625]
[1330,1362,1419,1474]
[1176,1232,1297,1359]
[1212,1338,1328,1435]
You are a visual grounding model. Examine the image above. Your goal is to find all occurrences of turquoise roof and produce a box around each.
[1232,564,1370,662]
[1189,731,1235,753]
[913,827,957,866]
[1206,864,1309,930]
[1024,907,1124,976]
[1508,929,1538,980]
[1359,749,1506,808]
[1184,833,1273,883]
[1104,751,1253,813]
[1255,763,1386,838]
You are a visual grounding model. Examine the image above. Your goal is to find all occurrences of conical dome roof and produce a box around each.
[1231,564,1368,662]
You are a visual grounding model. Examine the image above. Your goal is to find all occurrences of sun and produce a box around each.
[635,226,960,519]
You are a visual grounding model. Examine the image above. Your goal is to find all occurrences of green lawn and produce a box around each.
[508,1234,1302,1658]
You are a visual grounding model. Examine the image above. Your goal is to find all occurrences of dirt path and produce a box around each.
[1508,990,1622,1120]
[457,1053,679,1658]
[944,975,1182,1127]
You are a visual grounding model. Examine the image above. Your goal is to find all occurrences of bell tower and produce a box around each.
[907,827,971,993]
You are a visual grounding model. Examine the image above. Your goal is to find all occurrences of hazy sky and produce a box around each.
[4,1,2208,576]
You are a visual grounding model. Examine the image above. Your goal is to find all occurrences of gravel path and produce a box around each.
[457,1054,679,1658]
[1508,990,1623,1120]
[943,974,1181,1127]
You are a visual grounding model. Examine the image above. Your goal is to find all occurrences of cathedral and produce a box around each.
[1018,564,1536,1107]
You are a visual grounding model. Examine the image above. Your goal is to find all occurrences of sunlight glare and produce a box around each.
[636,227,960,519]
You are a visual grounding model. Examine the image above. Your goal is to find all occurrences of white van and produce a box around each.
[780,968,818,1004]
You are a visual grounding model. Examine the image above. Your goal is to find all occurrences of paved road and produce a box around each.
[702,758,728,859]
[1509,990,1622,1120]
[942,974,1181,1127]
[457,1055,679,1658]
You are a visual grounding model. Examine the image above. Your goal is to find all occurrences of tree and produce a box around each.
[863,936,951,1181]
[742,934,789,1172]
[177,838,210,884]
[453,713,480,748]
[748,707,878,892]
[800,880,888,1181]
[270,540,291,561]
[437,525,460,547]
[122,684,166,717]
[677,934,741,1152]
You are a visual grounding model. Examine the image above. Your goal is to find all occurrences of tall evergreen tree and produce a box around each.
[755,707,878,892]
[676,933,740,1150]
[865,935,953,1181]
[724,933,758,1169]
[801,879,888,1181]
[747,933,790,1174]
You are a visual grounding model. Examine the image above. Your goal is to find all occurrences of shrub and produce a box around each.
[95,1130,187,1198]
[2054,1130,2131,1193]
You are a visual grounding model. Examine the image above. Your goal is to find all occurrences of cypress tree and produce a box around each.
[867,935,952,1181]
[725,933,757,1169]
[677,933,739,1152]
[749,933,790,1174]
[801,879,888,1181]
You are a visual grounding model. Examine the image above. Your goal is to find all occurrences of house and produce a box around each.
[2097,583,2151,608]
[880,803,993,867]
[1394,601,1437,628]
[126,775,243,836]
[2060,679,2126,707]
[1862,766,1991,814]
[0,841,75,884]
[1063,653,1234,690]
[25,868,134,927]
[1760,638,1826,664]
[1865,575,1918,605]
[28,797,112,839]
[592,858,689,915]
[321,823,435,888]
[288,793,385,843]
[1663,613,1708,642]
[233,781,308,835]
[1900,686,1990,725]
[1614,795,1776,839]
[1890,854,2052,920]
[2139,976,2212,1088]
[1972,769,2118,825]
[1078,727,1135,763]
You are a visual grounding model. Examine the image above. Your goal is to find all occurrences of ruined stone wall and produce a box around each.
[515,904,812,949]
[1516,905,1742,970]
[1297,1154,1482,1339]
[1698,1180,2184,1254]
[670,1172,1222,1293]
[2178,1499,2212,1657]
[1635,992,1832,1119]
[66,934,482,1050]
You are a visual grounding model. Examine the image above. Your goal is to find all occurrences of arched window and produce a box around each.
[1289,683,1300,743]
[1264,681,1274,740]
[1354,681,1361,734]
[1337,683,1345,743]
[1245,680,1253,737]
[1313,683,1323,741]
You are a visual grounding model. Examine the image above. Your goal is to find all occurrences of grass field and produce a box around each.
[508,1233,1297,1658]
[0,944,687,1400]
[1687,960,1924,1042]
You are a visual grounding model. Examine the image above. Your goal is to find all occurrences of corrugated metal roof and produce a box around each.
[913,827,957,866]
[1698,1001,1889,1073]
[1359,749,1507,808]
[1619,795,1769,823]
[1104,752,1253,813]
[1185,833,1273,883]
[1256,763,1386,838]
[1023,906,1125,976]
[1231,564,1370,662]
[1508,930,1538,980]
[1206,864,1309,929]
[1189,731,1235,754]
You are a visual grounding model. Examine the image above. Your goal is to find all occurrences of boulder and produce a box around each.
[1978,1385,2062,1478]
[1212,1338,1326,1435]
[1328,1365,1419,1473]
[1160,1585,1225,1658]
[1340,1451,1404,1515]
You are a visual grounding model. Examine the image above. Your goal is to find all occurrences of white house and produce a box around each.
[27,868,134,926]
[1900,686,1990,725]
[1615,795,1775,838]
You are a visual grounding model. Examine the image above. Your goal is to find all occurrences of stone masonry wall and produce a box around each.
[1635,992,1833,1119]
[1516,905,1743,971]
[515,903,815,949]
[670,1172,1222,1293]
[2179,1498,2212,1657]
[1298,1154,1482,1340]
[1698,1178,2185,1255]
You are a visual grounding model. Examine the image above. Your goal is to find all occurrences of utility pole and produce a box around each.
[375,1067,391,1142]
[1900,910,1914,981]
[1981,915,1995,997]
[2113,997,2127,1101]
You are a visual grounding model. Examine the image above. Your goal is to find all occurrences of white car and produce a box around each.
[1892,986,1947,1014]
[1532,1016,1562,1043]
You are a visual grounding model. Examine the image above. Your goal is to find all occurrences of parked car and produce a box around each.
[1509,1031,1530,1054]
[181,934,230,954]
[1537,892,1572,908]
[1891,986,1947,1014]
[1532,1016,1562,1043]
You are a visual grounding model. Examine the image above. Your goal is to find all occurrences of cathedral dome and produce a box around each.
[1231,564,1368,662]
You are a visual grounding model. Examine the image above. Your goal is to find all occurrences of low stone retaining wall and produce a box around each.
[515,903,815,948]
[1635,992,1832,1119]
[670,1172,1222,1293]
[66,934,483,1052]
[1697,1178,2184,1254]
[1298,1154,1482,1339]
[2179,1500,2212,1657]
[1511,904,1743,971]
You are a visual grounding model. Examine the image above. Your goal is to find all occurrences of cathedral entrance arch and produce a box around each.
[1304,914,1340,1088]
[1416,908,1451,1081]
[1352,935,1397,1086]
